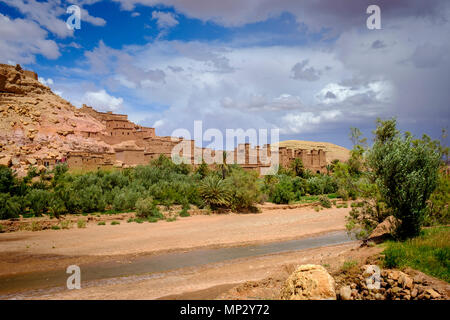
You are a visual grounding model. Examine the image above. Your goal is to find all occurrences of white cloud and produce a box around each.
[281,110,342,134]
[2,0,106,38]
[38,77,54,86]
[152,11,179,29]
[83,90,124,112]
[0,13,60,64]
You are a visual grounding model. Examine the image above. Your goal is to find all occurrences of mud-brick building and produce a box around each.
[66,106,328,174]
[66,151,115,170]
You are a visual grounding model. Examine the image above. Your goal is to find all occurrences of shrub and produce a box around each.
[111,221,120,225]
[425,172,450,226]
[26,189,51,216]
[51,225,61,230]
[97,221,106,226]
[269,175,295,204]
[77,219,86,228]
[318,195,332,208]
[60,220,71,229]
[225,168,261,211]
[198,175,232,210]
[30,221,42,231]
[0,193,21,220]
[0,166,17,194]
[135,197,155,217]
[148,217,159,223]
[179,207,190,217]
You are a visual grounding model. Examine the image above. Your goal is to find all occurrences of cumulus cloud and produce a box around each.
[0,13,60,64]
[152,11,179,29]
[2,0,106,38]
[281,110,342,134]
[83,90,124,112]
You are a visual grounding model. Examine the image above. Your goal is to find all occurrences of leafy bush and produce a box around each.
[318,195,331,208]
[225,168,261,211]
[198,175,232,210]
[26,189,51,216]
[425,172,450,226]
[269,175,295,204]
[179,207,190,217]
[0,193,21,219]
[136,197,156,218]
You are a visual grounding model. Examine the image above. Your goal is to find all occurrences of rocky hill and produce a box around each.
[276,140,350,164]
[0,63,112,175]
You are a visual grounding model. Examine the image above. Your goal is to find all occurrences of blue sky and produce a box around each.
[0,0,449,149]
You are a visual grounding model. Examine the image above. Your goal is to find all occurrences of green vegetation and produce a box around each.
[382,227,450,282]
[111,221,120,225]
[77,219,86,229]
[345,119,447,240]
[51,225,60,230]
[97,221,106,226]
[179,207,190,217]
[341,259,358,272]
[60,220,71,229]
[318,195,332,208]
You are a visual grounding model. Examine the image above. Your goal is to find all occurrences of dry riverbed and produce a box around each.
[0,205,353,299]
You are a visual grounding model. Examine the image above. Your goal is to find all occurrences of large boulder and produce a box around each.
[367,216,399,243]
[280,264,336,300]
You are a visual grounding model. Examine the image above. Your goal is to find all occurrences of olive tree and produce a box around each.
[368,119,441,238]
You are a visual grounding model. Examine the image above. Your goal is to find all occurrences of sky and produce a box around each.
[0,0,449,149]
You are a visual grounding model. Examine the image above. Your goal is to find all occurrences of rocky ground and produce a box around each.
[0,63,111,176]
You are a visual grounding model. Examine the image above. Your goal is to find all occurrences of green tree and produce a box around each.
[196,160,210,179]
[368,119,441,238]
[290,158,305,177]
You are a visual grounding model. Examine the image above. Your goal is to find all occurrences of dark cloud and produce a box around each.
[291,60,321,81]
[371,40,386,49]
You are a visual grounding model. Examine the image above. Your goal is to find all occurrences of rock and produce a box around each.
[280,264,336,300]
[375,293,384,300]
[0,156,11,166]
[398,273,413,289]
[426,288,441,299]
[391,286,402,295]
[411,288,418,298]
[367,216,399,243]
[26,157,36,165]
[339,286,352,300]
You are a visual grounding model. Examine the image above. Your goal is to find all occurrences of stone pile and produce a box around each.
[336,265,444,300]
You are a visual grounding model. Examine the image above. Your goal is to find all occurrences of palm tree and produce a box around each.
[198,175,232,210]
[218,151,229,179]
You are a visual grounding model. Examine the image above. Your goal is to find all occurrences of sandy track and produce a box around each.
[0,206,350,277]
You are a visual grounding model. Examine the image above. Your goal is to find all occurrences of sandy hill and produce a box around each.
[276,140,350,164]
[0,63,112,175]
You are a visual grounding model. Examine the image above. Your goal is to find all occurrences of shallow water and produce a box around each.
[0,231,353,297]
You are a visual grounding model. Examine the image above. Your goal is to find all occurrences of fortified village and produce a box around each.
[0,64,329,175]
